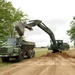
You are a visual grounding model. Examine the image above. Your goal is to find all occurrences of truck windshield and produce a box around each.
[7,37,16,46]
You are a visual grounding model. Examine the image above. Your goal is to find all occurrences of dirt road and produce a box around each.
[0,50,75,75]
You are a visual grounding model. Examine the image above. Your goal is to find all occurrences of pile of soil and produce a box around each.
[41,49,75,59]
[64,49,75,58]
[41,52,70,58]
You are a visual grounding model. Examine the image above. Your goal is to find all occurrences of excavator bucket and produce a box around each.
[15,22,33,36]
[15,22,24,36]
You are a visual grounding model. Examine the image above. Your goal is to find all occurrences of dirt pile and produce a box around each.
[64,49,75,58]
[41,49,75,59]
[41,52,70,58]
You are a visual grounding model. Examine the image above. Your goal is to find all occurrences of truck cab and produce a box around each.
[0,37,21,62]
[0,37,35,62]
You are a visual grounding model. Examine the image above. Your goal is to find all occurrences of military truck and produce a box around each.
[0,22,35,62]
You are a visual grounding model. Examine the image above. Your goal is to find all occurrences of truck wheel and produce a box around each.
[27,50,33,58]
[1,57,9,62]
[16,53,24,62]
[32,50,35,57]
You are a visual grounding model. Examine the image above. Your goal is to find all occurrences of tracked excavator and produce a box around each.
[26,20,69,53]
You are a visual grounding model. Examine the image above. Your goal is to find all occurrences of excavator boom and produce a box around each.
[28,20,56,45]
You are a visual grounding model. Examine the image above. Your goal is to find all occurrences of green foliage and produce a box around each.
[74,40,75,46]
[67,16,75,46]
[0,0,27,45]
[35,48,52,57]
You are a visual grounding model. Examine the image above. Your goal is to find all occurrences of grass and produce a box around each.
[0,48,52,67]
[0,58,13,67]
[35,48,51,57]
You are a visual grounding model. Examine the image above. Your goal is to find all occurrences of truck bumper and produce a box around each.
[0,53,19,57]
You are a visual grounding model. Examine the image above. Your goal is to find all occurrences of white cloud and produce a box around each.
[7,0,75,20]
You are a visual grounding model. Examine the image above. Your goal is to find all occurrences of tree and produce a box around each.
[0,0,28,45]
[67,16,75,46]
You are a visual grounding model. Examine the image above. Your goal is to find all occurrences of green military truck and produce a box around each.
[0,37,35,62]
[0,22,35,62]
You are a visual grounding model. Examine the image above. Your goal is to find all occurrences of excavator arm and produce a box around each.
[15,20,69,53]
[28,20,56,45]
[27,20,59,52]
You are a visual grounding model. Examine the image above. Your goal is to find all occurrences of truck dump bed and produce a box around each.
[21,40,35,51]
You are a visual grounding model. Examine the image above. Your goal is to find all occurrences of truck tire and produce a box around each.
[27,50,33,58]
[1,57,9,62]
[16,53,24,62]
[32,50,35,57]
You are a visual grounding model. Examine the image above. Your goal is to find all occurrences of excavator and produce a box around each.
[26,20,69,53]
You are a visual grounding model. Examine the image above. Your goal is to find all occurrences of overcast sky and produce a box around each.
[7,0,75,47]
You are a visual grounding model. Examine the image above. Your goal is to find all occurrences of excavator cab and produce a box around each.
[49,40,63,51]
[56,40,63,47]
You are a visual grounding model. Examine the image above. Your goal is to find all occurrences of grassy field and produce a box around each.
[0,48,51,67]
[35,48,52,57]
[0,58,13,67]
